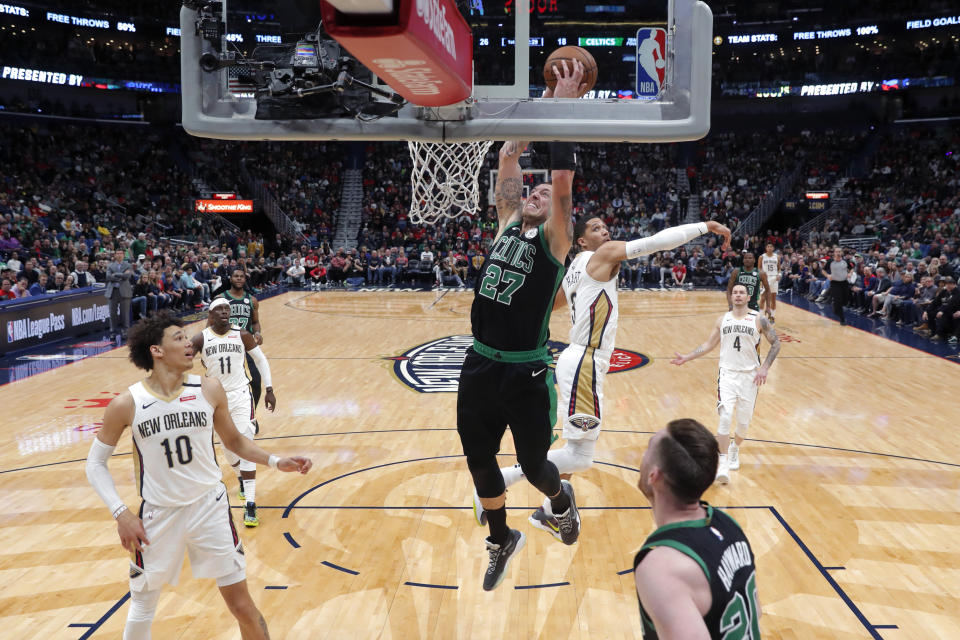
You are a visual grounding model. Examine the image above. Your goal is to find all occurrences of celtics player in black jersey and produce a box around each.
[458,59,584,591]
[634,419,762,639]
[726,251,770,313]
[218,268,265,501]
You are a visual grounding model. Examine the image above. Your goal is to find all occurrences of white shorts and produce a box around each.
[765,278,779,295]
[717,368,759,422]
[555,344,611,441]
[130,482,246,592]
[226,387,256,439]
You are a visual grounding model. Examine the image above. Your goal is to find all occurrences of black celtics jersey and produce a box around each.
[471,222,564,352]
[735,268,762,311]
[222,290,253,331]
[633,504,760,640]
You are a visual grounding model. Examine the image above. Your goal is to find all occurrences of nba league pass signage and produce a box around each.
[1,289,109,354]
[388,335,649,393]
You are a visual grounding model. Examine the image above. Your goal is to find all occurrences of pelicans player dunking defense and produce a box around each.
[85,312,310,639]
[481,216,731,538]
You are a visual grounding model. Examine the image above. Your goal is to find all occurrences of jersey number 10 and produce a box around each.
[161,436,194,468]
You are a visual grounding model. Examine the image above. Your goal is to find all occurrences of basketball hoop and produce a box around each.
[407,140,494,225]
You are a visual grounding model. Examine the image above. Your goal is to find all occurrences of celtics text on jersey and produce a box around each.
[222,291,253,331]
[470,223,564,353]
[735,269,762,311]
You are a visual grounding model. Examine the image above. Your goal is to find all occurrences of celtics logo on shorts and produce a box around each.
[385,335,650,393]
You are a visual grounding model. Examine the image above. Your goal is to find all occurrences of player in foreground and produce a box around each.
[85,312,311,639]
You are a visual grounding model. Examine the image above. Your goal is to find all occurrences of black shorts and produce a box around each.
[457,348,556,463]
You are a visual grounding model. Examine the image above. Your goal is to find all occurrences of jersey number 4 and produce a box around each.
[720,570,761,639]
[733,336,741,351]
[478,265,526,306]
[161,436,194,468]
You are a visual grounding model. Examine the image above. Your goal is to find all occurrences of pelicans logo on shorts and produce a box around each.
[387,335,649,393]
[569,415,601,432]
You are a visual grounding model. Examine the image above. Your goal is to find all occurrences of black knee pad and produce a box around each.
[466,456,506,498]
[518,457,561,497]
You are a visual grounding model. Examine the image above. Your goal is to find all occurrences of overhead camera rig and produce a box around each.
[183,0,405,120]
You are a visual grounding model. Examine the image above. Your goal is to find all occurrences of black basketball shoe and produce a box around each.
[482,529,525,591]
[554,480,581,545]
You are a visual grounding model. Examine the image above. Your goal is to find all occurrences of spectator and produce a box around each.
[0,277,16,300]
[671,261,688,288]
[286,258,305,287]
[929,277,960,343]
[179,265,208,308]
[29,272,51,296]
[13,277,30,298]
[911,276,939,331]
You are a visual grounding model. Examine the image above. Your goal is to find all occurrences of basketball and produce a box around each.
[543,46,598,96]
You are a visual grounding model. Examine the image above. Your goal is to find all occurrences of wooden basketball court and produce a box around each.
[1,289,958,639]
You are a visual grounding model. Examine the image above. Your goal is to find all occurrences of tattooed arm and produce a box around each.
[545,168,575,263]
[493,140,529,239]
[671,315,723,365]
[753,315,781,386]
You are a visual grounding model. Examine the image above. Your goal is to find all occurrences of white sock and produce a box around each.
[500,463,525,489]
[718,453,728,467]
[243,478,255,505]
[541,495,554,517]
[729,443,739,454]
[770,308,776,318]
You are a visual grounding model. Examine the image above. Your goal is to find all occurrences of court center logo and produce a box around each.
[386,335,650,393]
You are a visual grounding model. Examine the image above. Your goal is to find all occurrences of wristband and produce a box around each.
[549,142,576,170]
[268,454,280,469]
[112,504,128,519]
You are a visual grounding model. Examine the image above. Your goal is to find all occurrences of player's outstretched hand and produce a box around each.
[670,352,687,366]
[553,59,585,99]
[278,456,313,474]
[705,221,732,251]
[117,509,149,552]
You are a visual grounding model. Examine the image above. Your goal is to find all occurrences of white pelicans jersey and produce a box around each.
[760,252,780,280]
[200,327,249,392]
[129,375,221,507]
[562,251,619,353]
[719,311,762,372]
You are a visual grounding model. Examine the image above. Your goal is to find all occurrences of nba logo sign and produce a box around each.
[6,321,12,344]
[635,28,667,99]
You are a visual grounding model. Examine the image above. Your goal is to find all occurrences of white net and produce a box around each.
[407,140,494,225]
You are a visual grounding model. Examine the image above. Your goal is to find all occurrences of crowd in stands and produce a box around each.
[1,112,958,343]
